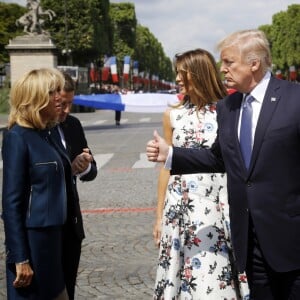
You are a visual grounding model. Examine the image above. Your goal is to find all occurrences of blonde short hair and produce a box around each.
[8,68,65,129]
[217,29,272,73]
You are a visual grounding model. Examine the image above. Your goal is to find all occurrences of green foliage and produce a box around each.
[110,3,136,62]
[0,2,26,63]
[41,0,112,66]
[0,1,174,82]
[109,3,173,82]
[135,25,173,81]
[0,87,9,114]
[110,3,136,48]
[259,4,300,72]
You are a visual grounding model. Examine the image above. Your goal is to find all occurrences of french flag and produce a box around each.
[110,56,118,83]
[123,56,131,82]
[74,93,181,113]
[132,61,139,83]
[102,56,110,82]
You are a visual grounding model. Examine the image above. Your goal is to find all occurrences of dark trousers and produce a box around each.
[115,111,121,122]
[6,227,65,300]
[62,224,82,300]
[246,219,300,299]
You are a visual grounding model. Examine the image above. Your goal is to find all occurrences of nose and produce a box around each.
[62,102,72,113]
[53,90,61,101]
[220,63,227,73]
[64,105,71,114]
[175,73,181,83]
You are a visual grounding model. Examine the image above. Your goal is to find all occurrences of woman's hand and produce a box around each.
[153,218,162,248]
[13,262,34,288]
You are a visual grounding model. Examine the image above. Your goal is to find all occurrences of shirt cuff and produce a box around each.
[164,146,173,170]
[77,162,92,178]
[16,259,29,265]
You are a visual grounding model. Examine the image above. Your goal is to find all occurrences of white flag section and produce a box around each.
[122,93,180,112]
[73,93,180,113]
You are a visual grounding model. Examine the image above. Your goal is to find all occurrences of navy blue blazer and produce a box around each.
[2,125,67,263]
[172,76,300,273]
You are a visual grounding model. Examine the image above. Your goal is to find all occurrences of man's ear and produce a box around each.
[251,59,260,72]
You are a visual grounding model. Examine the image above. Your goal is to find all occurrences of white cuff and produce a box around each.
[164,146,173,170]
[77,162,92,178]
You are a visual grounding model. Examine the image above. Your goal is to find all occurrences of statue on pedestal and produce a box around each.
[16,0,56,35]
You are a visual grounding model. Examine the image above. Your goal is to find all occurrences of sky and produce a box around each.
[3,0,298,59]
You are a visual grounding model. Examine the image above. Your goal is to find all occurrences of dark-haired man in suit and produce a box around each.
[53,72,97,299]
[146,29,300,299]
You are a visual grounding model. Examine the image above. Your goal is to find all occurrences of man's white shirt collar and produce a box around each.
[248,71,271,103]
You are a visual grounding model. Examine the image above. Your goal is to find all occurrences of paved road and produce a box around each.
[0,110,164,299]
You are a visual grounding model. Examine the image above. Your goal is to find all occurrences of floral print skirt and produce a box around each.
[153,173,249,300]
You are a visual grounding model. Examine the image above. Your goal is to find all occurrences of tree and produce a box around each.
[41,0,112,66]
[259,4,300,75]
[135,25,173,83]
[0,0,174,85]
[109,2,174,88]
[109,3,136,69]
[0,2,26,63]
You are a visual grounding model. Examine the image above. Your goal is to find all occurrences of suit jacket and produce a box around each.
[172,76,300,273]
[2,125,67,263]
[52,114,97,241]
[59,114,97,182]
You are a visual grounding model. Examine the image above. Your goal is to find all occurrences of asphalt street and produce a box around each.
[0,109,164,299]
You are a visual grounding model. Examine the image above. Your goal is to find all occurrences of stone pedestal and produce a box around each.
[6,34,57,86]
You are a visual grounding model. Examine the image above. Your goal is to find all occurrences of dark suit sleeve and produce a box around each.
[62,115,97,182]
[73,118,97,182]
[171,134,225,175]
[80,159,97,181]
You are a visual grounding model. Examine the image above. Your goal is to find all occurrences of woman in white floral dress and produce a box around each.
[153,49,249,299]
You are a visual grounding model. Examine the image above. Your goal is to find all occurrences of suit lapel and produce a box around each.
[50,126,72,164]
[60,121,73,157]
[228,92,246,171]
[248,77,281,172]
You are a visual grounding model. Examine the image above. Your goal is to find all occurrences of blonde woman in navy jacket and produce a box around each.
[2,68,69,299]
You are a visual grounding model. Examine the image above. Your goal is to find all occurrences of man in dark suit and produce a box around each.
[53,72,97,299]
[146,29,300,299]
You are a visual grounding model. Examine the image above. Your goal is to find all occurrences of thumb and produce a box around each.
[153,130,161,142]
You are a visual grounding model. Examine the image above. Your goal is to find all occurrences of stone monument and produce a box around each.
[6,0,57,85]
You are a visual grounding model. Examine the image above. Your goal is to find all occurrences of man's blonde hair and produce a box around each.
[8,68,65,129]
[217,29,272,73]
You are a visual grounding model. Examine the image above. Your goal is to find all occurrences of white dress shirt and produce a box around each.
[238,71,271,147]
